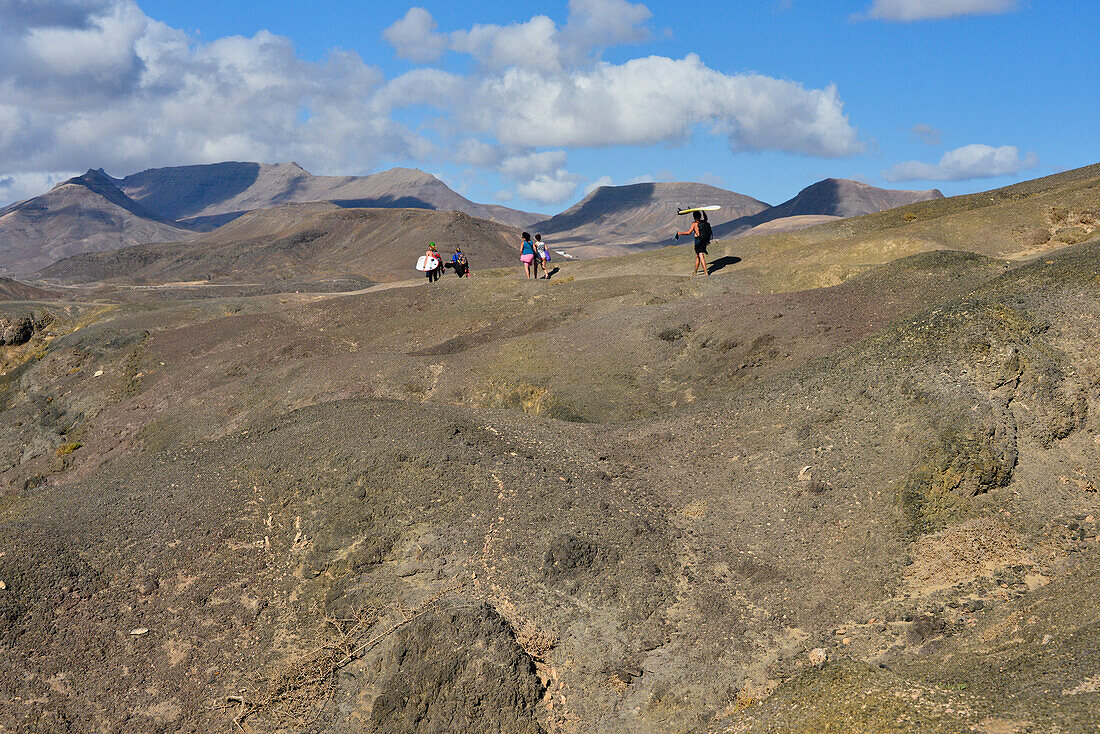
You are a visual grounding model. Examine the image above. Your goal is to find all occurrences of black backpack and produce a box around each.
[696,218,712,244]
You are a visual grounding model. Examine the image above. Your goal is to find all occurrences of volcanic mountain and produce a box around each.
[716,178,944,238]
[534,181,771,256]
[40,204,521,287]
[116,161,542,230]
[0,170,191,276]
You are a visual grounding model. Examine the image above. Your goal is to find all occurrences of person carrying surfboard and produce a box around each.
[520,232,537,279]
[424,242,443,283]
[677,210,712,276]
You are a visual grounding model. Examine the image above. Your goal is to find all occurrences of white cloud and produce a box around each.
[910,123,941,146]
[562,0,652,52]
[382,8,447,63]
[516,171,582,205]
[0,0,421,182]
[883,144,1038,182]
[0,171,80,206]
[460,55,862,157]
[387,0,652,71]
[862,0,1018,21]
[451,16,565,72]
[498,151,580,205]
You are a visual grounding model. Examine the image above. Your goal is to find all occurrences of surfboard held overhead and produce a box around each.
[676,205,722,215]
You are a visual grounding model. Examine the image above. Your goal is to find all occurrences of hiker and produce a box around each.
[677,210,712,276]
[450,247,470,278]
[520,232,537,279]
[534,234,551,278]
[424,242,444,283]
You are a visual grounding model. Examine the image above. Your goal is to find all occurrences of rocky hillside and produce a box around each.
[0,171,191,275]
[1,164,1098,733]
[40,204,522,286]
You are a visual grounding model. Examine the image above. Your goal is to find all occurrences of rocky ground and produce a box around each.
[0,172,1098,733]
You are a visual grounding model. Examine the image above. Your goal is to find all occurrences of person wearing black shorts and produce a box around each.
[677,210,711,276]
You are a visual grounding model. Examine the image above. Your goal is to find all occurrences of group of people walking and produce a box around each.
[422,207,713,283]
[423,242,470,283]
[519,233,553,280]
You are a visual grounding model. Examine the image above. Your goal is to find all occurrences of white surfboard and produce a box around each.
[416,255,440,272]
[677,205,722,215]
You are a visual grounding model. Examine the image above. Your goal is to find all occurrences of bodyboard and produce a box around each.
[416,255,440,272]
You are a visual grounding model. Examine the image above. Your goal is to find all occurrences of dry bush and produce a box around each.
[515,619,557,660]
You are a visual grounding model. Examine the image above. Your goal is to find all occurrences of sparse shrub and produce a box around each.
[904,213,918,223]
[515,620,557,660]
[56,442,81,457]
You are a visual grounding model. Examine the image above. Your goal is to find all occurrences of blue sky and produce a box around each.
[1,0,1097,212]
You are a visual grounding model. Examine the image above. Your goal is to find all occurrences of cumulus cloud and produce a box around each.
[910,123,941,146]
[454,55,862,157]
[497,151,581,205]
[386,0,652,71]
[0,0,421,182]
[382,7,447,63]
[883,144,1038,182]
[862,0,1018,21]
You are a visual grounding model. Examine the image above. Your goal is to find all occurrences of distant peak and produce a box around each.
[66,168,120,189]
[271,161,309,173]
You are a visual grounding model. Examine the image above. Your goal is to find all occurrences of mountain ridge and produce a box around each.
[0,171,192,276]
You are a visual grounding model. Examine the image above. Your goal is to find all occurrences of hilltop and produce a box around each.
[116,161,542,230]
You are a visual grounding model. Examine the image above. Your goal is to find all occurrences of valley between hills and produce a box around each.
[0,163,1098,733]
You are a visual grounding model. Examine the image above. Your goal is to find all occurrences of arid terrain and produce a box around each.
[1,163,1098,733]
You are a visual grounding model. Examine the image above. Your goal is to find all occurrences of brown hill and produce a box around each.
[533,181,770,256]
[0,170,191,276]
[39,204,522,286]
[0,276,58,301]
[118,162,543,230]
[715,178,944,238]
